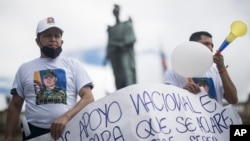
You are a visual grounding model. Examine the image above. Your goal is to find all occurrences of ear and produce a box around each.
[35,38,41,47]
[61,40,64,46]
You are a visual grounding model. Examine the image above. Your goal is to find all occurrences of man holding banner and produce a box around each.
[164,31,238,105]
[5,17,95,141]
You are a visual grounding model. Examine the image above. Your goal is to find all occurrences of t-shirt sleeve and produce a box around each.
[164,70,178,85]
[11,64,25,98]
[73,59,94,93]
[164,69,187,88]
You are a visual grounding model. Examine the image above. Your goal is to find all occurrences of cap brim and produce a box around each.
[37,25,63,34]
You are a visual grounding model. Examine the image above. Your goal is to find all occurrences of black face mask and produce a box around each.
[40,46,62,58]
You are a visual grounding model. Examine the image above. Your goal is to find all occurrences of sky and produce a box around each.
[0,0,250,103]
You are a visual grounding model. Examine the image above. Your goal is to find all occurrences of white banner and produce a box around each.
[27,84,242,141]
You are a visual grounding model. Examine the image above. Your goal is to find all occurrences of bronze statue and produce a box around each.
[104,4,137,90]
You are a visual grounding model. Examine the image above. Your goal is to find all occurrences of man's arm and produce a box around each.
[5,93,24,141]
[217,66,238,104]
[214,52,238,104]
[50,86,94,140]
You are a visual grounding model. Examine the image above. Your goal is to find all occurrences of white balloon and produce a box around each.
[171,41,213,77]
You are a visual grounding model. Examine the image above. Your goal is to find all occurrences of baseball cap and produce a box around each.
[43,69,57,78]
[36,17,63,35]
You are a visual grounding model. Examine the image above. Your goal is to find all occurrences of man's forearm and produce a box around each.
[5,102,22,140]
[219,70,238,104]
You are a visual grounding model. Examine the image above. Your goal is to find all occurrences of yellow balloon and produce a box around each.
[231,20,248,36]
[226,20,248,42]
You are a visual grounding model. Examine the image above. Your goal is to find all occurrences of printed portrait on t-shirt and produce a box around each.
[192,77,217,101]
[33,69,67,105]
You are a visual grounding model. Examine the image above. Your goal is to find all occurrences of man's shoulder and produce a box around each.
[24,58,40,64]
[58,56,80,63]
[164,69,178,75]
[18,58,40,69]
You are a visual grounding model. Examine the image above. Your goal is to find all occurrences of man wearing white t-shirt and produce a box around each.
[5,17,95,141]
[164,31,238,105]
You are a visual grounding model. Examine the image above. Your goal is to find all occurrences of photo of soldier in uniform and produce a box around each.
[34,69,67,105]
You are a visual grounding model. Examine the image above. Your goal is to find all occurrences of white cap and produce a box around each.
[36,17,63,35]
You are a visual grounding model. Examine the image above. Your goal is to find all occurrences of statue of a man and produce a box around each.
[104,4,137,90]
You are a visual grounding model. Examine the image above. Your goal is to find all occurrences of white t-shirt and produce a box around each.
[12,56,93,128]
[164,64,224,105]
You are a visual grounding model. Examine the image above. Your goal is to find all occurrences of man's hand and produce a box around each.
[183,83,201,94]
[214,51,225,69]
[50,115,70,140]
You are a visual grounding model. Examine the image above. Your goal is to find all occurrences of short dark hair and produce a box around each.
[189,31,212,41]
